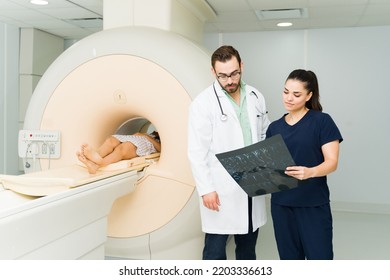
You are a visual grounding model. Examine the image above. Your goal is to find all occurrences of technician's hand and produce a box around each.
[285,166,310,181]
[202,191,221,212]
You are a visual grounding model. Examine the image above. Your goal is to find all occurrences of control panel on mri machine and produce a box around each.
[18,130,61,171]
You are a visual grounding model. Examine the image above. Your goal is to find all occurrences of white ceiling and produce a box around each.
[0,0,389,40]
[0,0,103,39]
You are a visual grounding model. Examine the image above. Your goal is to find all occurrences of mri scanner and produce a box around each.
[0,26,214,259]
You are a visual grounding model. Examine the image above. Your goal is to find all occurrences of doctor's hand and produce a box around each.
[202,191,221,212]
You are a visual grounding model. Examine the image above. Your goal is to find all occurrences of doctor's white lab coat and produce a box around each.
[188,81,270,234]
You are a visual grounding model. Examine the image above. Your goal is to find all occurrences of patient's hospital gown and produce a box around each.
[112,134,158,156]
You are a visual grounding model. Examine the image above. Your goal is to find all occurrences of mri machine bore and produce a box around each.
[0,26,214,259]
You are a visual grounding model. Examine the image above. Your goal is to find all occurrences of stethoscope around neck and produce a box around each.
[213,83,228,121]
[213,83,261,122]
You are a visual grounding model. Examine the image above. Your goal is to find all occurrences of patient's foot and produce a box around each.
[76,151,99,174]
[81,144,103,165]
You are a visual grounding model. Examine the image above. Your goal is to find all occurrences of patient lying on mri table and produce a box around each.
[76,131,161,174]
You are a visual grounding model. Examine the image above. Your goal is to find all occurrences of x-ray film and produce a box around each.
[216,134,298,197]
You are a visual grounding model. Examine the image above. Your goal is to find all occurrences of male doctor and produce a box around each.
[188,45,270,260]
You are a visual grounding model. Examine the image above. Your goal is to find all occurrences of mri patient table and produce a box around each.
[0,161,154,259]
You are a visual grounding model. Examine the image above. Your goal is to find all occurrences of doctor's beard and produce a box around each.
[219,80,241,95]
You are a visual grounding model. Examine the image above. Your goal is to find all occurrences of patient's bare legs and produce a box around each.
[76,152,99,174]
[77,136,138,174]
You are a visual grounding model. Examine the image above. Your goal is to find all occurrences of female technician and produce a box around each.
[266,69,343,260]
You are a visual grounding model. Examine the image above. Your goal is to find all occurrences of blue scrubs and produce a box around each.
[266,110,343,259]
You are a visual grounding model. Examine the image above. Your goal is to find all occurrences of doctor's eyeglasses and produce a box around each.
[217,71,241,82]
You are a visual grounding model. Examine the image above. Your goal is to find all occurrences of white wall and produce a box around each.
[18,28,64,173]
[0,23,19,175]
[203,26,390,210]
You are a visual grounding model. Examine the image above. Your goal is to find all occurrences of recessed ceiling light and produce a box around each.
[277,22,293,27]
[30,0,49,5]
